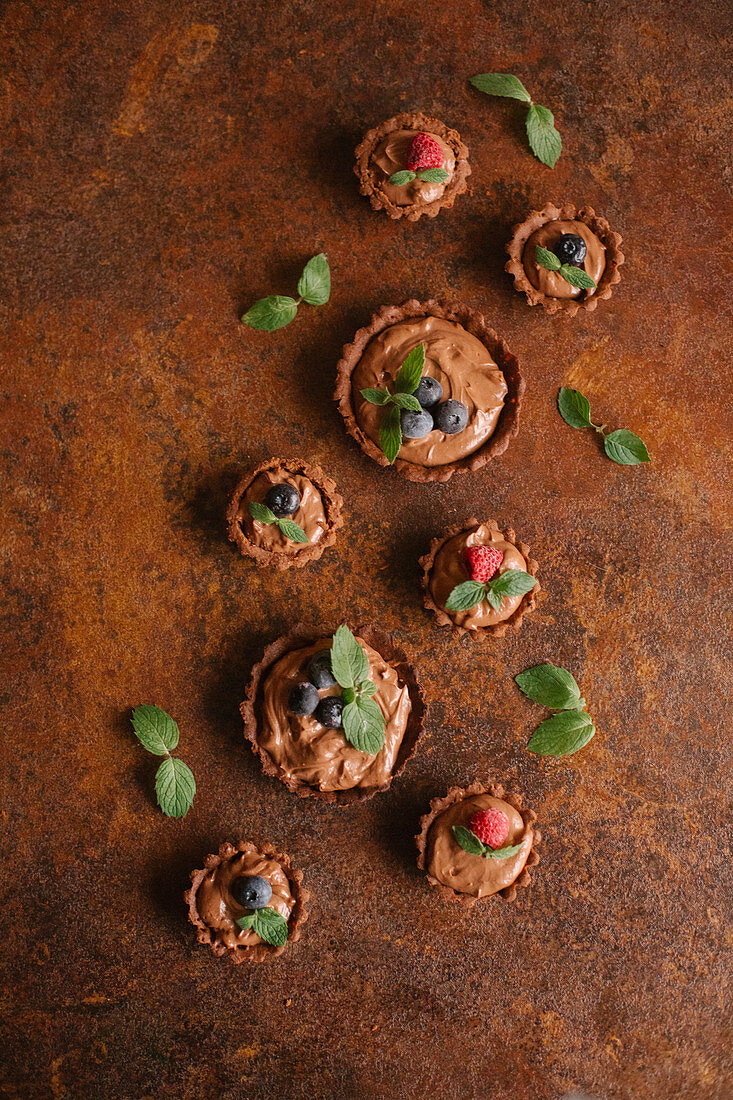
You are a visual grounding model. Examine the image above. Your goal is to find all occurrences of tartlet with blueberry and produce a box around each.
[354,112,470,221]
[334,300,523,483]
[241,623,425,804]
[420,518,539,639]
[506,201,624,316]
[226,457,343,569]
[416,781,540,906]
[185,840,309,964]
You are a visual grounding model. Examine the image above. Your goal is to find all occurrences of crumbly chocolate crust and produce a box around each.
[354,111,471,221]
[184,839,310,964]
[415,782,541,907]
[334,300,524,483]
[225,457,344,570]
[241,623,426,805]
[505,201,625,316]
[419,518,540,639]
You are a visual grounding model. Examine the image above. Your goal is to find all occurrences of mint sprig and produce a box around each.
[248,501,308,543]
[558,388,651,466]
[330,625,386,754]
[452,826,523,861]
[236,907,288,947]
[515,663,585,711]
[445,569,536,613]
[469,72,562,168]
[515,663,596,757]
[241,253,330,331]
[131,705,196,818]
[361,343,425,463]
[535,245,596,290]
[388,167,450,186]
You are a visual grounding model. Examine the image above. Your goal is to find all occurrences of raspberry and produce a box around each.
[406,132,445,171]
[464,545,503,583]
[469,808,510,849]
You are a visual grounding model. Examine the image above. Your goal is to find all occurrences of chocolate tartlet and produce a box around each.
[416,782,540,906]
[241,624,426,804]
[354,112,470,221]
[226,457,343,570]
[506,202,624,316]
[335,300,524,483]
[420,518,539,639]
[185,840,309,964]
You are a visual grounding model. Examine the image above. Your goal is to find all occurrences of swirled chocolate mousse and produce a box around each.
[523,219,605,299]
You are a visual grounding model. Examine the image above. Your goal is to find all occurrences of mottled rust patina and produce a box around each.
[1,1,731,1098]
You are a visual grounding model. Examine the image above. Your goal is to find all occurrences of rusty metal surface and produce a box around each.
[1,1,731,1097]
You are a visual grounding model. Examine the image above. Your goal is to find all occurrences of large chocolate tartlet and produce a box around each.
[354,112,470,221]
[416,782,540,906]
[241,624,426,804]
[335,300,524,483]
[185,840,309,964]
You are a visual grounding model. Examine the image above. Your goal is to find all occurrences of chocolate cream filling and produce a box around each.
[351,317,507,467]
[429,521,531,629]
[371,129,455,206]
[239,467,327,552]
[427,793,534,897]
[522,219,606,299]
[258,638,411,791]
[196,850,294,949]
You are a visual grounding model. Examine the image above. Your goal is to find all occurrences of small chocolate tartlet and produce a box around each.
[185,840,309,964]
[416,782,540,906]
[354,112,470,221]
[226,457,343,570]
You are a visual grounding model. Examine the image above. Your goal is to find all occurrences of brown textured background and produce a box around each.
[1,1,731,1097]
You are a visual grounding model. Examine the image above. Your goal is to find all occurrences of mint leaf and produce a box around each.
[528,710,595,757]
[485,569,536,611]
[485,843,523,860]
[276,518,308,543]
[395,343,425,394]
[236,913,257,931]
[131,705,179,756]
[535,244,561,272]
[297,253,330,306]
[469,73,532,102]
[248,501,277,524]
[252,907,288,947]
[417,168,449,183]
[361,388,392,406]
[393,392,422,413]
[604,430,651,466]
[380,403,402,463]
[154,756,196,818]
[358,679,377,697]
[452,825,485,856]
[330,624,369,690]
[558,387,592,429]
[444,580,487,612]
[389,170,416,186]
[241,295,298,331]
[342,695,386,754]
[560,264,596,290]
[526,103,562,168]
[515,664,583,710]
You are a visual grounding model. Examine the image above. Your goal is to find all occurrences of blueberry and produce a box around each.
[414,376,444,409]
[288,681,319,716]
[433,399,469,435]
[553,233,587,267]
[315,696,344,728]
[307,650,337,690]
[231,874,272,910]
[265,482,300,517]
[401,408,434,440]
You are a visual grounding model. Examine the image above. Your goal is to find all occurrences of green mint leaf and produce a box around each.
[528,710,596,757]
[358,679,377,697]
[296,252,330,306]
[361,387,392,406]
[343,687,356,705]
[389,170,416,186]
[235,913,257,931]
[131,704,179,756]
[515,663,583,710]
[276,518,308,543]
[451,825,486,856]
[395,343,425,394]
[248,501,276,524]
[535,244,561,272]
[469,73,532,102]
[154,756,195,818]
[392,392,422,412]
[486,569,537,605]
[252,907,288,947]
[526,103,562,168]
[444,580,488,612]
[417,168,449,183]
[241,295,298,331]
[604,430,651,466]
[379,402,402,464]
[558,387,593,429]
[342,695,386,755]
[560,264,596,290]
[330,624,369,690]
[485,843,524,860]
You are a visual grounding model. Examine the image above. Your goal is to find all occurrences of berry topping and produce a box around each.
[406,131,445,171]
[469,808,510,850]
[553,233,587,267]
[265,482,301,517]
[414,376,444,409]
[314,696,344,729]
[464,544,503,583]
[231,874,272,910]
[433,399,469,435]
[401,408,434,440]
[288,681,319,716]
[307,650,337,690]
